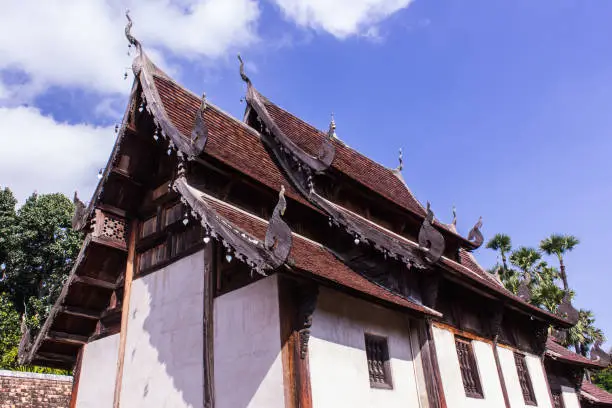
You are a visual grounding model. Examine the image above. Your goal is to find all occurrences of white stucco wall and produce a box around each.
[214,275,284,408]
[76,334,119,408]
[119,250,205,408]
[560,385,580,408]
[497,346,553,408]
[432,326,506,408]
[308,287,423,408]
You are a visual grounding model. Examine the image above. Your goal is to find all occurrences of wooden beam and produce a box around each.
[418,320,447,408]
[69,347,83,408]
[73,275,117,291]
[112,219,138,408]
[46,331,88,345]
[36,352,76,365]
[203,243,215,407]
[60,306,100,320]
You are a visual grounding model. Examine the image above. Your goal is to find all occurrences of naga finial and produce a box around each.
[452,206,457,227]
[237,54,251,85]
[467,216,484,247]
[265,185,292,263]
[191,92,208,145]
[125,10,142,54]
[418,201,445,263]
[397,148,403,171]
[327,113,337,140]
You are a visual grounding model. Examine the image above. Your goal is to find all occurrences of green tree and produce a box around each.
[530,264,564,312]
[564,309,604,356]
[540,234,580,291]
[593,366,612,393]
[0,292,22,369]
[486,234,515,283]
[0,187,17,278]
[1,192,82,332]
[510,246,542,280]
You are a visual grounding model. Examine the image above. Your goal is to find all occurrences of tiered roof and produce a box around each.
[546,338,608,369]
[20,19,575,368]
[582,381,612,406]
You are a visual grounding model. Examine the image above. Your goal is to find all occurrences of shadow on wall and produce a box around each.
[130,253,280,408]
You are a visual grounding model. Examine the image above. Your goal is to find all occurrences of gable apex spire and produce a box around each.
[124,10,142,56]
[237,54,251,85]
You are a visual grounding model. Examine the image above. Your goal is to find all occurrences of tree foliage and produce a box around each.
[0,187,81,372]
[593,365,612,393]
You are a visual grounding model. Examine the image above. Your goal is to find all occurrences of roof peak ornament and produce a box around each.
[397,148,403,171]
[467,216,484,248]
[452,206,457,227]
[327,113,337,140]
[125,10,142,56]
[265,185,292,264]
[590,339,612,366]
[72,191,87,230]
[418,201,445,263]
[517,274,532,302]
[190,92,209,148]
[237,54,251,85]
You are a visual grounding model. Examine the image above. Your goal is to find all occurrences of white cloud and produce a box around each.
[0,106,115,203]
[271,0,413,39]
[0,0,259,101]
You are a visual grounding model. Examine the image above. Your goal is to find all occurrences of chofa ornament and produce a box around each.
[418,202,445,263]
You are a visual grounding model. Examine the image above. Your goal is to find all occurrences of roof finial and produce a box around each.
[125,10,142,55]
[327,113,336,139]
[237,54,251,85]
[467,216,484,248]
[452,206,457,227]
[191,92,208,146]
[397,148,403,171]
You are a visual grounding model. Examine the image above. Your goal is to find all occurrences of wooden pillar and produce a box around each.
[493,340,512,408]
[419,320,447,408]
[112,220,138,408]
[278,277,316,408]
[69,346,84,408]
[203,243,215,408]
[540,358,557,408]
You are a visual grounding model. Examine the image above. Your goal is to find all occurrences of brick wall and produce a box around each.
[0,370,72,408]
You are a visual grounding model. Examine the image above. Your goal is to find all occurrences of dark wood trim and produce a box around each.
[46,331,88,345]
[541,358,558,408]
[203,243,215,408]
[88,326,121,342]
[278,276,315,408]
[418,320,447,408]
[493,340,512,408]
[135,242,206,280]
[73,275,117,291]
[59,306,100,320]
[112,220,138,408]
[34,352,76,366]
[69,347,83,408]
[278,276,298,408]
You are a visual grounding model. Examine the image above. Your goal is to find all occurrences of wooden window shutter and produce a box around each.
[455,337,484,398]
[514,352,537,405]
[551,389,565,408]
[364,334,393,389]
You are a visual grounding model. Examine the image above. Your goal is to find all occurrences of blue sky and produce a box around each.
[1,0,610,345]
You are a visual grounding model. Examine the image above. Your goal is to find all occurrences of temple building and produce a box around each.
[18,14,611,408]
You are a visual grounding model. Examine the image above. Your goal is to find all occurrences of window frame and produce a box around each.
[454,336,485,399]
[364,333,393,390]
[551,388,565,408]
[514,352,537,406]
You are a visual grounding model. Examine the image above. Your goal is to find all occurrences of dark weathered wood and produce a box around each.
[418,320,447,408]
[279,277,298,408]
[69,347,83,408]
[36,352,76,365]
[46,331,88,345]
[541,358,558,408]
[203,243,215,408]
[73,275,117,291]
[365,334,393,389]
[493,343,512,408]
[113,220,137,408]
[515,352,537,405]
[60,306,100,320]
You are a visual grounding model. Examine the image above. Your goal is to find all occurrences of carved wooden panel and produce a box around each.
[514,352,537,405]
[365,334,392,389]
[455,337,484,398]
[140,215,157,238]
[552,390,564,408]
[92,209,127,250]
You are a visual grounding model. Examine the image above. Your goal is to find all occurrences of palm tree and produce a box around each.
[530,264,564,312]
[509,247,542,280]
[540,234,580,291]
[486,234,512,272]
[564,309,604,356]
